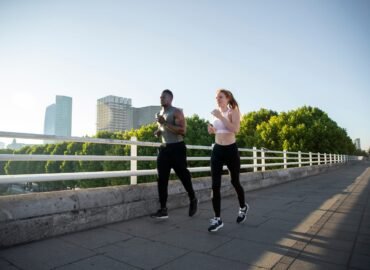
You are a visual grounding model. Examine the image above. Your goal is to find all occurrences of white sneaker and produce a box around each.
[236,203,249,224]
[208,217,224,232]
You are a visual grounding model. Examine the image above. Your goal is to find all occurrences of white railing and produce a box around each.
[0,131,359,186]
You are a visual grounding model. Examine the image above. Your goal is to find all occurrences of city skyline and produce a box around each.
[1,1,369,150]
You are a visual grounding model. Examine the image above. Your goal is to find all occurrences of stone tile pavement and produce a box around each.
[1,162,369,269]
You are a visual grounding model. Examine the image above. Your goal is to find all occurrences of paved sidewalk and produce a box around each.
[1,162,369,270]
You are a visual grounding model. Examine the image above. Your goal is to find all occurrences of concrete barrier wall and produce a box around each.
[0,163,343,248]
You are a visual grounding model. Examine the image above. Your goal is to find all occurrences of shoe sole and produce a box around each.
[208,223,224,232]
[151,216,169,219]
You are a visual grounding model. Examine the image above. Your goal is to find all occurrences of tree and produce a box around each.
[255,106,356,154]
[236,108,277,148]
[0,149,13,175]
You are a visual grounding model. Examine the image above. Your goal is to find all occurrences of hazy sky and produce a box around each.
[1,0,369,150]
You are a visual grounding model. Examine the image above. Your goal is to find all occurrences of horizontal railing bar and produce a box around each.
[186,145,213,150]
[0,154,153,161]
[0,131,161,147]
[1,158,342,185]
[0,154,341,164]
[0,170,157,184]
[262,157,285,160]
[240,157,254,160]
[238,148,254,152]
[0,154,211,162]
[262,149,284,154]
[0,166,227,184]
[1,154,336,162]
[0,131,256,152]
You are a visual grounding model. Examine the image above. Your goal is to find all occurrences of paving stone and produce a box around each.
[309,237,355,252]
[58,227,132,249]
[56,255,139,270]
[300,243,351,265]
[0,238,96,270]
[210,239,288,268]
[349,253,370,270]
[156,251,254,270]
[0,258,19,270]
[289,255,347,270]
[149,227,231,252]
[97,237,187,269]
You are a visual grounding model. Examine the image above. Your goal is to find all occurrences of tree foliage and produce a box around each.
[237,106,356,154]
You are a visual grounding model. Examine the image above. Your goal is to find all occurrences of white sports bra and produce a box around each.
[212,109,233,134]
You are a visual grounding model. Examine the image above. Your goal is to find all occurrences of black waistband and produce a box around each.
[160,141,185,148]
[213,143,237,149]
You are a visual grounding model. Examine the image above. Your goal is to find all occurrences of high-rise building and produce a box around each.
[44,104,56,135]
[44,95,72,137]
[133,106,161,129]
[354,138,361,150]
[96,95,133,132]
[96,95,161,132]
[55,96,72,137]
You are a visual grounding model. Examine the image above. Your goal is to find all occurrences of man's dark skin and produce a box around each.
[154,92,186,137]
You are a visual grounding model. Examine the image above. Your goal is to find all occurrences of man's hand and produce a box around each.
[154,129,162,137]
[156,115,166,125]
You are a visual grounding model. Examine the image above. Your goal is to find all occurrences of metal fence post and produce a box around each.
[334,154,336,164]
[324,153,327,164]
[130,136,137,185]
[283,150,287,169]
[309,152,312,166]
[298,151,302,167]
[253,147,257,172]
[329,153,332,164]
[261,148,266,172]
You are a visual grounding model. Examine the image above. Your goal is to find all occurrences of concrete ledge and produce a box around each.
[0,163,343,248]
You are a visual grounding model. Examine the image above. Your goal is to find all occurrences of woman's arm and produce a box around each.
[212,109,240,133]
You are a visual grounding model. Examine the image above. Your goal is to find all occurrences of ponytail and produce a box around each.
[217,89,239,111]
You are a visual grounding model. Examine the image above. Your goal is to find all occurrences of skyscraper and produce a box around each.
[44,104,56,135]
[55,96,72,136]
[96,95,161,133]
[96,95,133,132]
[44,95,72,137]
[354,138,361,150]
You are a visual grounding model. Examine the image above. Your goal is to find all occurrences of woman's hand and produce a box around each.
[211,109,222,119]
[207,124,216,134]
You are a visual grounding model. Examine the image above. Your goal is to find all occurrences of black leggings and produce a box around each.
[157,141,195,208]
[211,143,245,217]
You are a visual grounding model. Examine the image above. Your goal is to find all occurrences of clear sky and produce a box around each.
[0,0,369,150]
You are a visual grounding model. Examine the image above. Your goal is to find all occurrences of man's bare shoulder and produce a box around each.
[173,107,184,115]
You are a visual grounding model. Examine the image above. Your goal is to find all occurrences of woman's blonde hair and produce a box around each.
[217,89,239,111]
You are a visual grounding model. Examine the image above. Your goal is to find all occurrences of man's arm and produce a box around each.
[164,108,186,136]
